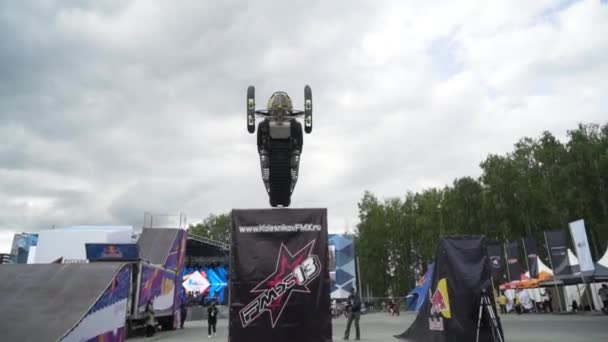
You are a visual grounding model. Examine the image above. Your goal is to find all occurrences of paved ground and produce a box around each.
[132,311,607,342]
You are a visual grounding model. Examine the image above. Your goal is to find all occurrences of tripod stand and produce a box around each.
[476,291,504,342]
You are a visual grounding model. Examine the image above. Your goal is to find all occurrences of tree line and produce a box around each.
[188,213,231,244]
[186,123,608,299]
[355,123,608,298]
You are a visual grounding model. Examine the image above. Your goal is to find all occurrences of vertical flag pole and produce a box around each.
[503,243,512,283]
[544,231,565,312]
[490,275,500,314]
[503,242,514,313]
[522,238,530,276]
[521,237,535,309]
[356,256,363,298]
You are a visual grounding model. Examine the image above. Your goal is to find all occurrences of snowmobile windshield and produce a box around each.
[267,92,293,119]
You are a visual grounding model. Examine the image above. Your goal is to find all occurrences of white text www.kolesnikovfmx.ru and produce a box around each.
[238,224,321,233]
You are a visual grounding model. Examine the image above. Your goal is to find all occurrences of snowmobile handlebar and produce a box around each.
[254,109,306,119]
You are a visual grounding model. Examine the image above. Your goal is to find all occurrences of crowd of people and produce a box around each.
[143,283,608,340]
[497,284,608,314]
[330,297,404,318]
[497,289,546,314]
[184,291,207,306]
[183,290,217,307]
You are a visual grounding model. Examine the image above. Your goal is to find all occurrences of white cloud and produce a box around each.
[0,0,606,240]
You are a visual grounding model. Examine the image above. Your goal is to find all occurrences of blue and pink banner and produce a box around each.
[138,265,176,314]
[165,229,186,270]
[171,229,187,328]
[61,264,132,342]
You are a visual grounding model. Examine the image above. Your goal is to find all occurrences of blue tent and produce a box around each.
[405,263,434,311]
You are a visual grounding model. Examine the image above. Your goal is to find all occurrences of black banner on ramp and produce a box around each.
[229,208,332,342]
[395,236,504,342]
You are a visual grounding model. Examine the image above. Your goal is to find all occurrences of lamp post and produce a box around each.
[437,203,444,235]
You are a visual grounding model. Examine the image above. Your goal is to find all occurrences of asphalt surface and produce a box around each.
[131,311,607,342]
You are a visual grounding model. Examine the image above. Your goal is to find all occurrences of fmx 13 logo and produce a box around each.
[239,240,321,328]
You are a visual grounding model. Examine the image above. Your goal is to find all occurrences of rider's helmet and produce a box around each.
[267,91,293,119]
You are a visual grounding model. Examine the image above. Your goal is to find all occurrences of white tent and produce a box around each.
[589,247,608,310]
[523,257,553,302]
[538,257,553,275]
[568,249,579,268]
[541,250,592,311]
[524,257,554,278]
[564,249,584,309]
[566,248,607,311]
[592,246,608,279]
[597,246,608,268]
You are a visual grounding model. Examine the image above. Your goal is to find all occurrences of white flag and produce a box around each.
[569,219,595,273]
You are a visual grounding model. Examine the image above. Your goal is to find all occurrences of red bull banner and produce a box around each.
[85,243,140,261]
[396,236,504,342]
[229,208,332,342]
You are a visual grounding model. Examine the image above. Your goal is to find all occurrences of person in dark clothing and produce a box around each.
[180,297,188,329]
[207,301,218,338]
[542,289,553,313]
[144,300,155,337]
[343,288,361,340]
[599,284,608,313]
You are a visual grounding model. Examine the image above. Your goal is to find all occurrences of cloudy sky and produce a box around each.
[1,0,607,252]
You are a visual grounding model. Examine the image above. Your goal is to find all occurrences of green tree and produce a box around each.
[188,213,232,243]
[353,121,607,297]
[355,191,391,297]
[442,177,484,235]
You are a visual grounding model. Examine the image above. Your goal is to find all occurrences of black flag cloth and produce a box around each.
[229,208,332,342]
[523,236,539,279]
[505,241,524,281]
[487,242,506,283]
[545,229,573,278]
[395,235,504,342]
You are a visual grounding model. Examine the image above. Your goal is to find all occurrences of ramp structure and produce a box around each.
[0,262,131,342]
[137,228,180,265]
[396,236,504,342]
[134,228,187,330]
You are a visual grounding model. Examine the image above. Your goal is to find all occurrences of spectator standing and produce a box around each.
[598,284,608,312]
[144,300,156,337]
[207,301,219,338]
[343,288,361,341]
[498,292,508,314]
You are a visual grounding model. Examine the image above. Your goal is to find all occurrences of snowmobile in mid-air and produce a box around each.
[247,85,313,207]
